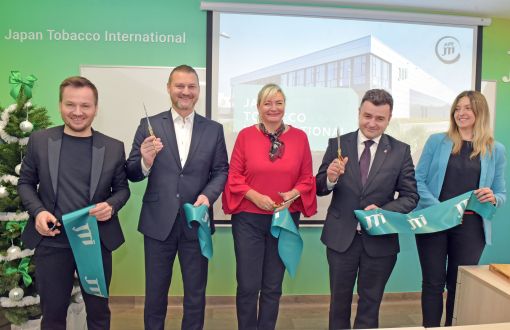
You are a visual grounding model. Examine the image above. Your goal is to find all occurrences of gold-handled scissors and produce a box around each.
[273,194,301,209]
[336,127,343,161]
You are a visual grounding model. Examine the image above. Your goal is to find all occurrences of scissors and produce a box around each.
[273,194,301,209]
[143,103,155,137]
[143,103,159,154]
[336,127,343,161]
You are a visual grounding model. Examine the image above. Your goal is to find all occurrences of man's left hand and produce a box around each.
[364,204,379,211]
[193,194,210,207]
[90,202,114,221]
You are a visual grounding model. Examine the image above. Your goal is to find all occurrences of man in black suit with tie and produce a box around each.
[18,76,130,330]
[316,89,419,329]
[126,65,228,330]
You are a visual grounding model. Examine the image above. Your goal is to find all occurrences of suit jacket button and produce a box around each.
[176,193,180,198]
[180,174,184,178]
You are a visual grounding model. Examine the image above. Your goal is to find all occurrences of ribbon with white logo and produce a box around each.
[62,205,108,298]
[183,203,213,260]
[270,209,302,278]
[354,191,496,235]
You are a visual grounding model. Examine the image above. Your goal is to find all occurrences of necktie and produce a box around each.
[359,140,374,186]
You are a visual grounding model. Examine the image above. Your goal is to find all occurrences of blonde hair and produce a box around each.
[447,90,494,158]
[257,83,286,107]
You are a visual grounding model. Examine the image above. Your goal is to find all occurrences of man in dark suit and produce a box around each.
[126,65,228,330]
[18,76,130,330]
[316,89,419,329]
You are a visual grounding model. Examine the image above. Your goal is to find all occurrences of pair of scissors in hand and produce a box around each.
[336,127,343,161]
[143,103,158,154]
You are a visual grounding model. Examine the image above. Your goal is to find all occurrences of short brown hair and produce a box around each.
[59,76,98,105]
[168,65,199,85]
[360,89,393,113]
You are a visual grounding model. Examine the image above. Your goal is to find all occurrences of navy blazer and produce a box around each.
[126,111,229,241]
[316,130,419,257]
[18,126,130,251]
[415,132,507,244]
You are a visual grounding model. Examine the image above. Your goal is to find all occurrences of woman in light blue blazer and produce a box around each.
[414,90,506,327]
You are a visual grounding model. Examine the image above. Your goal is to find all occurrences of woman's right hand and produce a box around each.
[245,190,276,212]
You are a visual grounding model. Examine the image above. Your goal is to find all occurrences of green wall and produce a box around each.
[1,1,509,296]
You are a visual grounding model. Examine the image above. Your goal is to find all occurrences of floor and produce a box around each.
[0,295,423,329]
[110,297,423,329]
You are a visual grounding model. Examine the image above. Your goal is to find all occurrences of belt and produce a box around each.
[464,211,475,215]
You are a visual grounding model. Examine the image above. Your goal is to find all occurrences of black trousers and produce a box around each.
[34,244,112,330]
[143,214,208,330]
[327,234,397,330]
[415,214,485,327]
[232,212,299,330]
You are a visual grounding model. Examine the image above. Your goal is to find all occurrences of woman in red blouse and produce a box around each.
[222,83,317,330]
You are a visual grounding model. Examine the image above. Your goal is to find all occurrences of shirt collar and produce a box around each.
[170,108,195,124]
[358,130,382,146]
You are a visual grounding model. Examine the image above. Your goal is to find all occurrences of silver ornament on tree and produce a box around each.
[19,120,34,133]
[0,186,7,198]
[9,287,24,301]
[7,245,21,257]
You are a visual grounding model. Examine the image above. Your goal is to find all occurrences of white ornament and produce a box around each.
[7,245,21,257]
[9,287,24,301]
[15,164,22,175]
[19,120,34,133]
[0,186,7,198]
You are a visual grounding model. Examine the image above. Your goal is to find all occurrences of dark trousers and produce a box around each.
[232,212,299,330]
[144,214,208,330]
[415,215,485,327]
[34,244,112,330]
[327,234,397,330]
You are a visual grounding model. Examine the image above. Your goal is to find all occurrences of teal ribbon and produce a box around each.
[354,191,496,235]
[9,71,37,100]
[5,257,32,287]
[62,205,108,298]
[270,209,302,278]
[183,203,213,260]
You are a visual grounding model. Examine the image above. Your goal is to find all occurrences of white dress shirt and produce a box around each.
[142,108,195,175]
[326,131,381,189]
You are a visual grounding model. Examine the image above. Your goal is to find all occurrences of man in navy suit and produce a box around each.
[126,65,228,330]
[18,76,130,330]
[316,89,419,329]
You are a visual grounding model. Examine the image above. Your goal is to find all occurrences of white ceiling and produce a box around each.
[275,0,510,19]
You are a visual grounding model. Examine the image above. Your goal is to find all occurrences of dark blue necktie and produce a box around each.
[359,140,374,186]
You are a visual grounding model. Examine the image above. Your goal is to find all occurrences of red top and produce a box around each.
[222,125,317,217]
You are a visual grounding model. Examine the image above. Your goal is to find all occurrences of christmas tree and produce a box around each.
[0,71,51,325]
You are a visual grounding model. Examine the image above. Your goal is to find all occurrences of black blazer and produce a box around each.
[18,126,130,251]
[126,111,229,241]
[316,130,419,257]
